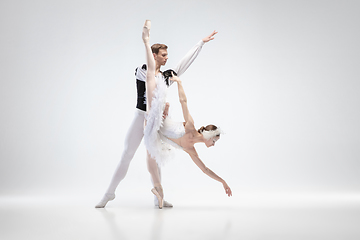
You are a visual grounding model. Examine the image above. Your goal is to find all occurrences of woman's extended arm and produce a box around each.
[171,73,194,126]
[184,147,232,197]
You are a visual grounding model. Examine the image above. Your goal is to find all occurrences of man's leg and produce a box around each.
[95,110,145,208]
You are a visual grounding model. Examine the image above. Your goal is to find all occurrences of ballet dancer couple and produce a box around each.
[96,20,232,209]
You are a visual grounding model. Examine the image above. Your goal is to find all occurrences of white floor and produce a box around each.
[1,192,360,240]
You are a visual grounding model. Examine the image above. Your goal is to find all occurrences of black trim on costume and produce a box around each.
[162,69,177,86]
[134,65,175,111]
[135,64,147,76]
[136,79,146,111]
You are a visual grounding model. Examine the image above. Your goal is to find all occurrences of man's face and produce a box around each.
[153,49,168,66]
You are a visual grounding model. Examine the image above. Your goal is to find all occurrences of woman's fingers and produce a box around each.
[170,72,180,82]
[225,187,232,197]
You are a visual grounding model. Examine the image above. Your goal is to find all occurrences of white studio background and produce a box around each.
[0,0,359,202]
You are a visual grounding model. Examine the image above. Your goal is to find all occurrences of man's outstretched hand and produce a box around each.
[202,30,218,43]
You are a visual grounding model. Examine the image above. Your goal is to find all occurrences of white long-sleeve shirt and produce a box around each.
[135,40,205,111]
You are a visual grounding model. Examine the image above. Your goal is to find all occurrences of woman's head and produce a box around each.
[198,125,221,147]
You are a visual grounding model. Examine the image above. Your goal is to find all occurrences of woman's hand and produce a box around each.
[163,102,169,119]
[223,182,232,197]
[202,30,218,43]
[170,72,181,83]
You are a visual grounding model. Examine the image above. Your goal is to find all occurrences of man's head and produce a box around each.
[151,43,168,66]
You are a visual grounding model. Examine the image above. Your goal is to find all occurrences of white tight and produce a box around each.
[105,109,161,194]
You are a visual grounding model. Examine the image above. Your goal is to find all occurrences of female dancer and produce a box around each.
[142,20,232,209]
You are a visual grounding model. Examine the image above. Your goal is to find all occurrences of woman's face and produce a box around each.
[205,136,220,148]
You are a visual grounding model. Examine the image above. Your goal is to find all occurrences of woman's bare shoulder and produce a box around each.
[184,121,197,133]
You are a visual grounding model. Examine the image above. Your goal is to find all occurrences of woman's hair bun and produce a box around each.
[198,126,206,133]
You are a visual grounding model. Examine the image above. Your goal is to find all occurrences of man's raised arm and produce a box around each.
[172,31,218,79]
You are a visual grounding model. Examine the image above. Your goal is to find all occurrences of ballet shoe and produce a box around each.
[95,193,115,208]
[154,196,173,207]
[163,200,173,208]
[155,200,173,208]
[151,188,163,209]
[142,20,151,43]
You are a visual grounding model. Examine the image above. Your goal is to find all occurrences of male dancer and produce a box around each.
[95,27,217,208]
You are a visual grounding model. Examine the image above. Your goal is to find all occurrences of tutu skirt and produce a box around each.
[144,78,185,166]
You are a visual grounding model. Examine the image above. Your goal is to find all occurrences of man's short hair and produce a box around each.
[151,43,168,54]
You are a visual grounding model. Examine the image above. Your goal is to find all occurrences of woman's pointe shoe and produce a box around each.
[151,188,163,209]
[142,20,151,43]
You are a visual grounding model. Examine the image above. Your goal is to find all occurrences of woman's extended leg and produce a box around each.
[142,20,165,208]
[142,20,156,111]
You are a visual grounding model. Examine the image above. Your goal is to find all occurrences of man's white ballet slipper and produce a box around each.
[163,200,173,207]
[156,200,173,208]
[151,188,163,209]
[95,193,115,208]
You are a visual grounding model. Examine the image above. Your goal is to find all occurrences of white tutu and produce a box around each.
[144,78,185,166]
